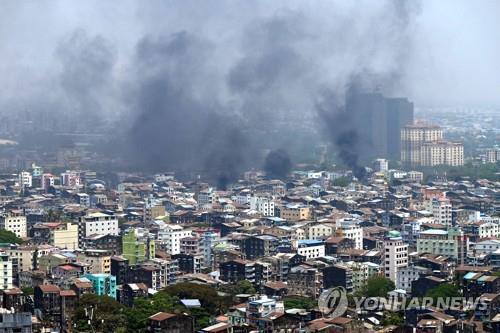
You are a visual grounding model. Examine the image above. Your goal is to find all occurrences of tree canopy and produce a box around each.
[425,283,460,302]
[283,296,317,310]
[357,276,395,298]
[0,229,22,244]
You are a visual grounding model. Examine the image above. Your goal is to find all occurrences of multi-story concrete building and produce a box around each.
[296,240,325,260]
[0,211,27,239]
[41,173,55,191]
[383,231,408,283]
[307,223,335,240]
[83,273,117,299]
[78,249,112,274]
[3,246,36,275]
[420,141,464,166]
[60,170,81,188]
[0,310,32,333]
[429,197,452,227]
[396,265,429,293]
[122,229,155,265]
[417,227,467,262]
[0,253,13,289]
[279,204,312,221]
[401,124,443,166]
[157,225,192,255]
[31,222,79,249]
[336,219,363,250]
[78,212,119,240]
[249,195,275,217]
[18,171,32,188]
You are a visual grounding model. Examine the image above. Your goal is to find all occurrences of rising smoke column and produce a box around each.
[0,0,422,185]
[123,32,253,188]
[264,149,292,179]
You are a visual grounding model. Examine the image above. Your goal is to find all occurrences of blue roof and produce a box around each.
[298,239,323,247]
[181,299,201,308]
[463,272,478,280]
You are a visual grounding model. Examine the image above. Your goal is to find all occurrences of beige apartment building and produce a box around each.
[401,124,464,167]
[279,204,312,221]
[0,210,27,238]
[420,141,464,166]
[78,249,111,274]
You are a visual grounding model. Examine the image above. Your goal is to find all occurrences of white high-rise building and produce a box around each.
[336,219,363,250]
[373,158,389,172]
[0,210,27,238]
[0,253,13,289]
[78,212,119,239]
[430,197,452,227]
[383,231,408,283]
[250,195,275,217]
[60,170,81,187]
[18,171,32,188]
[157,225,193,255]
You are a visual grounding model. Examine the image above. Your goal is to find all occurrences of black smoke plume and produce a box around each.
[264,149,292,179]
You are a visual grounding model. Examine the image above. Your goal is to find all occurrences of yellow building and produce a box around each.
[78,249,111,274]
[4,246,36,272]
[279,204,312,221]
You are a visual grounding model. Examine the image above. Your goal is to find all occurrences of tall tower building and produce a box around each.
[386,98,414,160]
[383,231,408,283]
[401,124,443,167]
[344,92,414,162]
[346,92,388,161]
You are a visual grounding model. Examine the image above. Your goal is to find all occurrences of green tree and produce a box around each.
[163,282,226,313]
[73,294,127,333]
[333,176,351,187]
[0,229,22,244]
[357,276,395,298]
[21,287,33,295]
[45,209,62,222]
[283,296,316,310]
[425,283,460,302]
[381,312,404,326]
[229,280,256,295]
[125,292,180,332]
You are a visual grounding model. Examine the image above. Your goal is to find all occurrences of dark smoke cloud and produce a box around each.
[264,149,292,180]
[0,0,433,185]
[56,29,117,127]
[122,32,252,188]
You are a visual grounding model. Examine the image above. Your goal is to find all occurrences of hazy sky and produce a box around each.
[0,0,499,110]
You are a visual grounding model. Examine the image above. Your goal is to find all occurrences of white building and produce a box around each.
[373,159,389,172]
[0,211,27,238]
[296,240,325,260]
[0,253,13,289]
[18,171,32,188]
[429,197,452,226]
[157,225,193,255]
[473,239,500,255]
[249,196,275,217]
[396,265,428,293]
[76,193,90,208]
[60,170,81,187]
[477,222,500,239]
[78,212,119,239]
[336,219,363,250]
[197,188,216,208]
[383,231,408,283]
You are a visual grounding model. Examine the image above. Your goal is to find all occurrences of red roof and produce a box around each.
[149,312,176,321]
[38,285,60,293]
